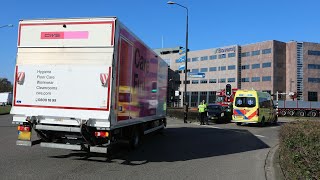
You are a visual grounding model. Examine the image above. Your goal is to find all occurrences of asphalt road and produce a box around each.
[0,114,282,180]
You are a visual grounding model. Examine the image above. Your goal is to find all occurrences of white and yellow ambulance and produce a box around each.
[232,90,277,126]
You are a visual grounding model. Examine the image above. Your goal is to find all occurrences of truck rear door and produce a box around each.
[11,18,115,125]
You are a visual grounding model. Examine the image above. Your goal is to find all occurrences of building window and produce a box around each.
[262,76,271,81]
[220,66,226,71]
[192,80,199,84]
[200,56,208,61]
[218,54,226,59]
[228,65,236,70]
[219,78,226,83]
[241,65,250,70]
[200,80,208,84]
[252,50,260,56]
[308,91,318,101]
[228,78,236,82]
[241,78,250,82]
[308,78,320,83]
[308,50,320,56]
[192,57,199,62]
[209,67,217,71]
[251,77,260,82]
[191,69,199,73]
[308,64,320,69]
[262,48,272,54]
[252,63,260,69]
[262,62,272,68]
[228,53,236,57]
[209,55,217,60]
[241,52,250,57]
[200,68,208,72]
[209,79,217,83]
[183,80,190,84]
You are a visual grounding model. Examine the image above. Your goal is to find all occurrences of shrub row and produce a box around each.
[167,108,199,122]
[279,121,320,179]
[0,105,11,115]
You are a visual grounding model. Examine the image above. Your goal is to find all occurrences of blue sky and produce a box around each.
[1,0,320,83]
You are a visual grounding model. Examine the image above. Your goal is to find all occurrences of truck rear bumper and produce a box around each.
[41,142,82,150]
[40,142,108,153]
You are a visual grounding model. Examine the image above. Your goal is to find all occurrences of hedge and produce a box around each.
[0,105,11,115]
[279,121,320,179]
[167,108,199,122]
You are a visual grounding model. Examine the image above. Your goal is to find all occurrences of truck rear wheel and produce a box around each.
[310,110,317,117]
[298,110,306,117]
[130,127,141,150]
[288,110,295,116]
[280,110,286,116]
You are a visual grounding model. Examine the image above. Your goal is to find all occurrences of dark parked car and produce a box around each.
[207,104,229,123]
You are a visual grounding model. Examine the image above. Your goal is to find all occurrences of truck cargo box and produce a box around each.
[11,17,167,153]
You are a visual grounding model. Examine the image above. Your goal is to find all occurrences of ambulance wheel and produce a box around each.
[272,116,278,125]
[236,122,242,126]
[260,117,266,127]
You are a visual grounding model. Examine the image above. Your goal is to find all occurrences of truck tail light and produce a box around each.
[95,131,109,138]
[17,125,31,132]
[17,72,25,85]
[100,73,108,86]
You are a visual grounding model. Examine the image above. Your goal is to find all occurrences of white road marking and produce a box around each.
[254,134,266,138]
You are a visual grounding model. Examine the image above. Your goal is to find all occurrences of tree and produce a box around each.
[0,78,13,92]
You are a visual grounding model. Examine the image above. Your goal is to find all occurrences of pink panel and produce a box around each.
[64,31,89,39]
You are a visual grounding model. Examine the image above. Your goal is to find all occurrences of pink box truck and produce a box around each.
[11,17,168,154]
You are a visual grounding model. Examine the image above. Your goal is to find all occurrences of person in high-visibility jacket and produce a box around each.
[202,100,208,125]
[198,101,206,125]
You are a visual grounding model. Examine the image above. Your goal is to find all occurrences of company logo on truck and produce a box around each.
[41,31,89,39]
[133,48,150,90]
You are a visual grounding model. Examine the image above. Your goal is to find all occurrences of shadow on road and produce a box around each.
[49,126,270,165]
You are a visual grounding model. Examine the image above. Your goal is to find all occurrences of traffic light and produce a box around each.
[226,84,232,96]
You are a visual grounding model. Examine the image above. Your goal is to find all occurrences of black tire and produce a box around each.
[280,110,286,116]
[236,122,242,126]
[260,117,266,127]
[310,110,317,117]
[288,110,295,116]
[130,127,141,150]
[272,115,278,125]
[298,110,306,117]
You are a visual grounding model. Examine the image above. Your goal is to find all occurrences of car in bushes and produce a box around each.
[207,104,229,123]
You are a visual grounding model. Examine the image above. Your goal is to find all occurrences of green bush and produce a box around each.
[279,121,320,179]
[0,105,11,115]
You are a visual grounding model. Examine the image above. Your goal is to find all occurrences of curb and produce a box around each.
[265,144,285,180]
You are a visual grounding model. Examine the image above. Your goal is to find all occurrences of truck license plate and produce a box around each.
[18,131,31,141]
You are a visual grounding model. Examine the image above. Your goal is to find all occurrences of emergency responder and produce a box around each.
[198,101,206,125]
[202,100,208,125]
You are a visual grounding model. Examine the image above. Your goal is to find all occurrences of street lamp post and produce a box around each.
[0,24,13,29]
[167,1,189,123]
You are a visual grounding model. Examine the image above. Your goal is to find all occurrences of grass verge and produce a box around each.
[279,121,320,179]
